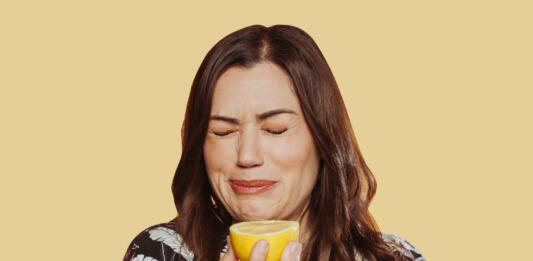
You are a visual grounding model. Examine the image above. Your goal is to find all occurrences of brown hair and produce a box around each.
[172,24,403,260]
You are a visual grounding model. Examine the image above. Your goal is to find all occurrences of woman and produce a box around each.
[124,24,425,261]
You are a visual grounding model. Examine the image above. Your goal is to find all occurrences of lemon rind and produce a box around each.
[230,220,298,236]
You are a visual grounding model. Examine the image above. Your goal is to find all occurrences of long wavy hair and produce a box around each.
[172,24,403,260]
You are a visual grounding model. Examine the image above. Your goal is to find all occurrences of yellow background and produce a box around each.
[1,1,531,260]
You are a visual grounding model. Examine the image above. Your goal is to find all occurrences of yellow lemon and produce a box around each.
[229,220,299,261]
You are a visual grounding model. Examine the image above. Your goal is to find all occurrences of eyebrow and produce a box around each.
[209,109,296,124]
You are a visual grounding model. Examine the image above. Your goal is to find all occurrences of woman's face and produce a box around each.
[204,61,319,222]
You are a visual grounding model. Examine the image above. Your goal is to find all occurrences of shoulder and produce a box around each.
[380,233,426,261]
[123,221,195,261]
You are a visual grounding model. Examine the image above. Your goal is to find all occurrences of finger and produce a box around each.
[280,241,302,261]
[248,240,269,261]
[220,235,237,261]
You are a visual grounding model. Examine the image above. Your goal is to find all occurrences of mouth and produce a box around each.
[229,179,278,195]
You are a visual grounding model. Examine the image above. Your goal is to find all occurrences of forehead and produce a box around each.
[210,62,301,116]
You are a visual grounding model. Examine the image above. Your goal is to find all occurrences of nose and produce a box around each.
[236,129,263,168]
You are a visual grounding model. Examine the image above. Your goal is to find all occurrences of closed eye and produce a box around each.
[264,129,287,135]
[213,130,236,136]
[213,129,287,136]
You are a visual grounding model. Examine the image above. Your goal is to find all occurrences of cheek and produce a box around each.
[204,137,233,172]
[203,137,236,193]
[268,131,318,174]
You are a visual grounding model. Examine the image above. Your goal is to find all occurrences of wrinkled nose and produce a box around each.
[236,129,263,168]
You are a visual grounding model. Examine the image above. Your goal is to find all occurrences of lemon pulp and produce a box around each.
[229,220,299,261]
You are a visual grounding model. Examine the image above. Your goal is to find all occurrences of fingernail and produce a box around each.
[257,240,269,253]
[291,242,302,260]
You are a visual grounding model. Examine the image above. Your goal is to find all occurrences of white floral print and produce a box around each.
[148,226,194,261]
[132,254,157,261]
[382,233,426,261]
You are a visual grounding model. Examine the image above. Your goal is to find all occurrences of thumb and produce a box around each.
[280,241,302,261]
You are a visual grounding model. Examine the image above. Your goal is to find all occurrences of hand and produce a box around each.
[220,236,302,261]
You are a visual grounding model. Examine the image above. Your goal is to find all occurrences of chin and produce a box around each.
[228,197,283,222]
[233,210,270,222]
[233,205,277,222]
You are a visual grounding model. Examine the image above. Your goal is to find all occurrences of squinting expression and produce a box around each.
[203,62,320,222]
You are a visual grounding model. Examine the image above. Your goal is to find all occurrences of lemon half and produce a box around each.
[229,220,299,261]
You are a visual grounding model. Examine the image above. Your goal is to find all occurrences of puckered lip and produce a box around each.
[229,179,278,194]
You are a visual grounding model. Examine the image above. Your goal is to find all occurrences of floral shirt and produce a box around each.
[123,221,425,261]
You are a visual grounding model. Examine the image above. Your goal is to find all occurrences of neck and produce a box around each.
[297,208,312,247]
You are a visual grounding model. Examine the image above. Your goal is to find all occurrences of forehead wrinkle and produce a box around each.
[210,62,301,125]
[209,109,297,126]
